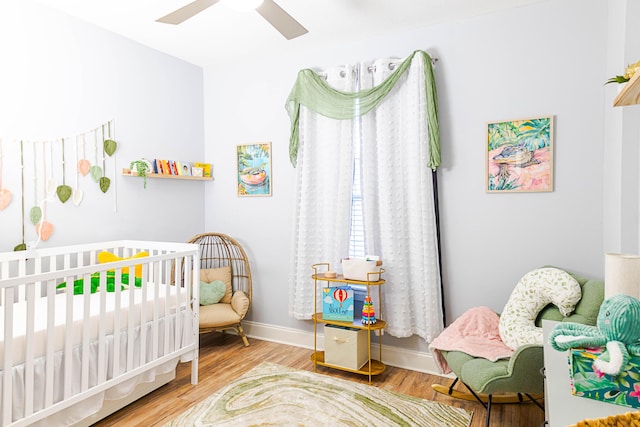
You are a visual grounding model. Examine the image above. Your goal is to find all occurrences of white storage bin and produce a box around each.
[324,325,368,370]
[341,258,381,281]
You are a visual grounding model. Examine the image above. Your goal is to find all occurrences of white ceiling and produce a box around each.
[36,0,546,68]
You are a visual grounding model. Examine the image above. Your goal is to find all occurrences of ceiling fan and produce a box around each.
[156,0,308,40]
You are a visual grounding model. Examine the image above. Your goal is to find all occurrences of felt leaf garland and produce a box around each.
[0,139,12,211]
[78,133,90,176]
[99,177,110,193]
[72,136,83,207]
[16,141,26,250]
[46,141,57,194]
[30,206,42,225]
[104,139,117,157]
[0,188,11,211]
[72,188,83,206]
[30,142,41,225]
[36,221,53,241]
[56,138,72,203]
[91,129,102,182]
[57,185,72,202]
[37,141,54,242]
[78,159,90,176]
[104,122,117,156]
[90,166,102,181]
[46,179,57,196]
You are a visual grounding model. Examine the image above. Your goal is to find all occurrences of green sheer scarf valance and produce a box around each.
[285,49,440,170]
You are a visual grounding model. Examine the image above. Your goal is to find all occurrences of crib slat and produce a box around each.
[44,278,56,410]
[126,275,135,371]
[113,271,122,378]
[80,273,92,392]
[24,262,39,418]
[64,274,75,399]
[151,261,160,361]
[3,287,14,425]
[98,270,107,384]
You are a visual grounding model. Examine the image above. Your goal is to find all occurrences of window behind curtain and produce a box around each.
[349,74,366,260]
[349,123,366,259]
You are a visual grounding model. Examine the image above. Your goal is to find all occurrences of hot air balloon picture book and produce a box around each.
[322,286,354,322]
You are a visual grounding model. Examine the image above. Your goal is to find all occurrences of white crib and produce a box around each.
[0,240,199,426]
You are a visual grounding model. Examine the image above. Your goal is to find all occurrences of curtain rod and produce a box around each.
[316,56,438,79]
[369,56,438,73]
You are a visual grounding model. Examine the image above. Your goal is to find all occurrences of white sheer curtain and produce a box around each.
[288,65,356,319]
[360,55,444,341]
[288,52,443,342]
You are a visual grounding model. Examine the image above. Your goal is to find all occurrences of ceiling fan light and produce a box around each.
[220,0,264,12]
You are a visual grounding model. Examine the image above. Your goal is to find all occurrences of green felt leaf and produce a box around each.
[14,243,26,251]
[99,177,111,193]
[29,206,42,225]
[56,185,72,203]
[90,165,102,182]
[104,139,117,156]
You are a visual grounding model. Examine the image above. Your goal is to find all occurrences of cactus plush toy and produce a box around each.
[549,294,640,376]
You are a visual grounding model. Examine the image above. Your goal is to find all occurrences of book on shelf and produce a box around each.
[162,160,171,175]
[180,161,192,176]
[194,162,211,178]
[169,160,179,175]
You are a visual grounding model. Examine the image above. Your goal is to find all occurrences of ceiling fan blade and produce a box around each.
[256,0,308,40]
[156,0,220,25]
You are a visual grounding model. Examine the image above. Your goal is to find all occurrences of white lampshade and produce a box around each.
[220,0,264,12]
[604,253,640,299]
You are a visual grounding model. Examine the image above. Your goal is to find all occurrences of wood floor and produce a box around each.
[93,333,545,427]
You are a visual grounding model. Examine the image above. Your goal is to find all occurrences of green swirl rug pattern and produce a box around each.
[165,362,472,426]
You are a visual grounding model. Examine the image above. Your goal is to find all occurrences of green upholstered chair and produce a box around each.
[437,270,604,427]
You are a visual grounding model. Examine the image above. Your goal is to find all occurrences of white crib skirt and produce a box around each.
[3,310,192,426]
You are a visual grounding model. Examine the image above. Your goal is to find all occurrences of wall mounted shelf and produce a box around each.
[122,171,213,181]
[613,71,640,107]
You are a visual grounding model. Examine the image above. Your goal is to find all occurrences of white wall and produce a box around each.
[0,1,207,252]
[0,0,622,357]
[203,0,609,352]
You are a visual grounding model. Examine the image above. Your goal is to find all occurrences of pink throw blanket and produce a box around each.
[429,306,514,374]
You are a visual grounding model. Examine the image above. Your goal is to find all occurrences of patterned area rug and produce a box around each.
[164,362,472,426]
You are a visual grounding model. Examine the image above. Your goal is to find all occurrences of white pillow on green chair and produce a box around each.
[499,267,581,349]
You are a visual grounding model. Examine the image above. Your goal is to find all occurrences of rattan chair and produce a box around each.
[188,232,253,347]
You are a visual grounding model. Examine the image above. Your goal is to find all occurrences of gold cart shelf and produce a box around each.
[310,263,386,383]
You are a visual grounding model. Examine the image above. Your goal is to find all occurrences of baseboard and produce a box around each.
[241,320,452,378]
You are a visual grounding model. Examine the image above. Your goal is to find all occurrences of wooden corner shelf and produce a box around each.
[614,71,640,107]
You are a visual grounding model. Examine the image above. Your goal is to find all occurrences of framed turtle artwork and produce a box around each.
[237,142,272,196]
[486,116,554,193]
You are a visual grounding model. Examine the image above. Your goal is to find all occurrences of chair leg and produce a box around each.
[237,324,250,347]
[525,393,545,412]
[460,381,488,409]
[485,394,492,427]
[448,377,459,395]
